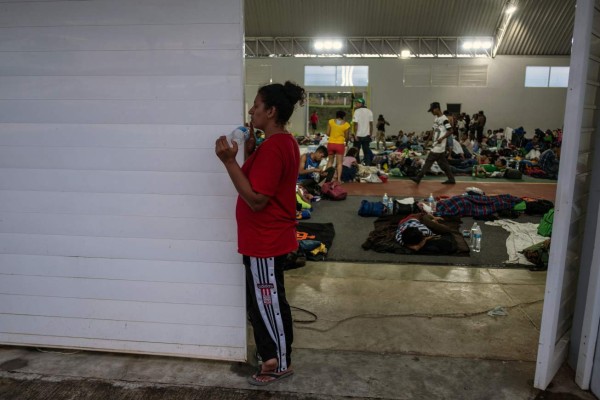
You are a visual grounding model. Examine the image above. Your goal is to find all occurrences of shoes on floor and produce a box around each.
[248,369,294,386]
[441,180,456,184]
[410,177,421,184]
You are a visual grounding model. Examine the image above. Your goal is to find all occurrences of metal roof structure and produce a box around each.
[244,0,576,58]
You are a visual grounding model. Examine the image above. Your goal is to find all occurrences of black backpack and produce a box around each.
[525,199,554,215]
[504,168,522,180]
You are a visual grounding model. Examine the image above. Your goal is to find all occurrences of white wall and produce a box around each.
[0,0,247,361]
[246,56,569,137]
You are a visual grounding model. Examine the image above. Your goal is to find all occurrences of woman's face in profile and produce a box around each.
[248,94,271,130]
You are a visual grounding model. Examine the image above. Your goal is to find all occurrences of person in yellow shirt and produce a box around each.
[326,110,351,183]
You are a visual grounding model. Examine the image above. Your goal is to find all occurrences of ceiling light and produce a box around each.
[472,41,482,49]
[323,40,333,50]
[400,50,411,58]
[333,40,343,50]
[463,42,472,50]
[482,41,493,49]
[506,5,517,14]
[314,40,324,50]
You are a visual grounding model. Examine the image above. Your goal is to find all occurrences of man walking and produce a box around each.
[410,102,456,185]
[352,97,373,165]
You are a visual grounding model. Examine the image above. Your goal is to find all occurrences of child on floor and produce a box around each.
[341,147,359,182]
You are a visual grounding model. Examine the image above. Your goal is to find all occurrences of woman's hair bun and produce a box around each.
[283,81,306,107]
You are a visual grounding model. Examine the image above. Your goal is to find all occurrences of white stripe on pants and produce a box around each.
[249,256,288,372]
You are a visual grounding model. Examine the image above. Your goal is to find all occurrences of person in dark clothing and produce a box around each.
[476,110,486,143]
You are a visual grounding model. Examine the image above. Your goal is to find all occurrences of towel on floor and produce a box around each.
[485,220,547,265]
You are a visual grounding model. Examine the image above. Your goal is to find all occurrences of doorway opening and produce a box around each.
[307,90,367,135]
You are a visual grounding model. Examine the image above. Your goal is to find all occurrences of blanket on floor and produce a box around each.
[297,222,335,260]
[436,194,522,217]
[361,214,470,255]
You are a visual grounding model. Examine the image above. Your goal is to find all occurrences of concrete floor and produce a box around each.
[0,261,596,399]
[287,262,545,362]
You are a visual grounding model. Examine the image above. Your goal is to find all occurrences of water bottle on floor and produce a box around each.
[388,197,394,215]
[382,193,389,214]
[473,224,482,252]
[470,222,479,249]
[427,193,436,213]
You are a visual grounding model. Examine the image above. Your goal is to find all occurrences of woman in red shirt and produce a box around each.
[215,81,305,386]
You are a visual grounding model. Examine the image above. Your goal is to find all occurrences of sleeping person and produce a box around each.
[395,214,457,254]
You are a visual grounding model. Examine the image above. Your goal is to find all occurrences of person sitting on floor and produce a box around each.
[341,147,359,182]
[539,144,561,179]
[298,146,333,188]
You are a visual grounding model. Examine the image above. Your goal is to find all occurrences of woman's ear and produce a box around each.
[266,106,276,119]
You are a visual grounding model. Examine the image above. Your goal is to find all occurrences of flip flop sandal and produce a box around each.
[247,369,294,386]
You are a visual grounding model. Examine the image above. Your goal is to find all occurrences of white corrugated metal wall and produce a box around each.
[534,0,597,388]
[0,0,247,361]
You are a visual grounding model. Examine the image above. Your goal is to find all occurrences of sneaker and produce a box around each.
[441,180,456,184]
[409,177,421,184]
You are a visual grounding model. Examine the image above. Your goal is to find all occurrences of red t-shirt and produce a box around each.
[236,133,300,257]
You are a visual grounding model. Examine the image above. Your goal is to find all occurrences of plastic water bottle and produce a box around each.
[388,197,394,215]
[470,222,479,249]
[427,193,436,213]
[473,224,482,252]
[382,193,389,214]
[227,126,249,146]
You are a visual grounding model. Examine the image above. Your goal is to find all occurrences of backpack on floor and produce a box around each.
[321,181,347,201]
[504,168,522,180]
[358,200,385,217]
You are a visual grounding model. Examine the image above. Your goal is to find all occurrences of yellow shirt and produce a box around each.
[328,119,351,144]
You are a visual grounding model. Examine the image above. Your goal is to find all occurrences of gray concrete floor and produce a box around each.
[0,262,596,399]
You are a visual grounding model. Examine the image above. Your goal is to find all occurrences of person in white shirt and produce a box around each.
[351,98,374,165]
[410,102,456,184]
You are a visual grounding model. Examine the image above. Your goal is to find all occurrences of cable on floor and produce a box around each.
[291,305,318,323]
[35,348,80,355]
[294,299,544,332]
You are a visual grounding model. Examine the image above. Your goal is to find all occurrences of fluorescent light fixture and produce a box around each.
[506,5,517,14]
[472,40,482,49]
[463,42,472,50]
[314,39,343,52]
[482,41,493,49]
[400,49,411,58]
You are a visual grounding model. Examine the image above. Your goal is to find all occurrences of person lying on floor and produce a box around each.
[450,151,496,175]
[472,157,507,177]
[395,214,457,254]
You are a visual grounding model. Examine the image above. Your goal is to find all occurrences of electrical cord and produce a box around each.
[291,305,318,323]
[35,347,80,355]
[293,299,543,332]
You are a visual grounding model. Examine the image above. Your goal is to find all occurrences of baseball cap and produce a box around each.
[354,98,366,105]
[427,102,441,112]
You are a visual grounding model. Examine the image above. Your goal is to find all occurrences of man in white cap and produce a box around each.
[352,97,374,166]
[410,102,456,184]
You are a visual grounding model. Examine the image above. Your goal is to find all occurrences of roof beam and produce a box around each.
[492,0,518,57]
[244,37,493,58]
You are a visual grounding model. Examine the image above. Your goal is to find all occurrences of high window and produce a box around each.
[525,66,569,87]
[304,66,369,86]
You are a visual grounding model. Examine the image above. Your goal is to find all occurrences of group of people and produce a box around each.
[215,80,562,386]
